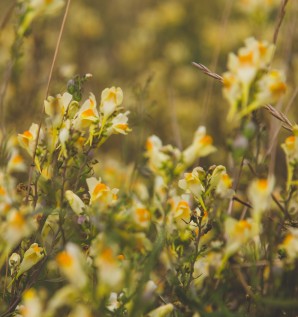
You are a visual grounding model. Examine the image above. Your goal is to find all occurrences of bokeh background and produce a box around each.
[1,0,298,167]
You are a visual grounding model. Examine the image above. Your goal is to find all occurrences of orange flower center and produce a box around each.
[12,154,23,164]
[81,108,96,118]
[269,82,286,95]
[257,179,268,190]
[11,212,25,228]
[56,251,73,267]
[239,51,253,65]
[101,248,115,264]
[116,123,128,130]
[93,183,108,196]
[200,135,213,145]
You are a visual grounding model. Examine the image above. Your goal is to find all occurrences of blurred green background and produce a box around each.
[1,0,298,165]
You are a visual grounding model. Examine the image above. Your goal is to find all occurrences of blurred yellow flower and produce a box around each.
[279,228,298,263]
[20,288,43,317]
[181,126,216,168]
[56,243,88,289]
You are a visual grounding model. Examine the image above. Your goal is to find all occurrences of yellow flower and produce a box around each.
[133,206,151,229]
[279,228,298,263]
[56,243,88,289]
[17,243,45,278]
[95,246,124,292]
[247,177,274,215]
[224,217,254,257]
[181,126,216,168]
[145,135,172,177]
[74,93,99,131]
[18,123,42,157]
[86,177,118,206]
[20,288,43,317]
[255,69,286,104]
[44,92,72,127]
[65,190,86,215]
[3,209,33,248]
[178,167,205,198]
[100,87,123,119]
[7,150,26,174]
[227,37,275,86]
[107,111,131,135]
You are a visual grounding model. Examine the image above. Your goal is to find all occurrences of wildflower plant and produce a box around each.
[1,1,298,317]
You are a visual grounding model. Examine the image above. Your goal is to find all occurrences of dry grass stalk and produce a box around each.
[25,0,72,204]
[265,104,293,132]
[273,0,290,44]
[192,62,223,82]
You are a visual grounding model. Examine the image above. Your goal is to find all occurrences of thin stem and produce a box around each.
[273,0,290,45]
[185,215,203,291]
[25,0,72,205]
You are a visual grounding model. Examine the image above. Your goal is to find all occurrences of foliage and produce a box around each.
[0,1,298,317]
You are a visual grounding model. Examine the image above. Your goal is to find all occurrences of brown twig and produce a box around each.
[273,0,290,45]
[25,0,72,204]
[233,196,252,209]
[264,104,293,132]
[192,62,223,82]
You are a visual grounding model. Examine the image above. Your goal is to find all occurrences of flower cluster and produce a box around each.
[1,33,298,317]
[222,37,286,121]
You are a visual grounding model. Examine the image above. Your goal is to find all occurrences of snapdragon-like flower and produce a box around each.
[91,241,125,292]
[222,37,286,121]
[279,228,298,263]
[181,126,216,168]
[45,92,72,127]
[178,167,205,198]
[86,177,118,206]
[145,135,171,175]
[56,243,88,289]
[19,288,43,317]
[207,165,234,198]
[224,217,254,258]
[65,190,86,215]
[247,177,274,225]
[255,69,286,104]
[7,150,26,174]
[75,93,99,128]
[18,123,43,157]
[132,206,151,229]
[100,87,123,120]
[3,209,33,249]
[227,37,274,86]
[107,111,131,135]
[17,243,45,278]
